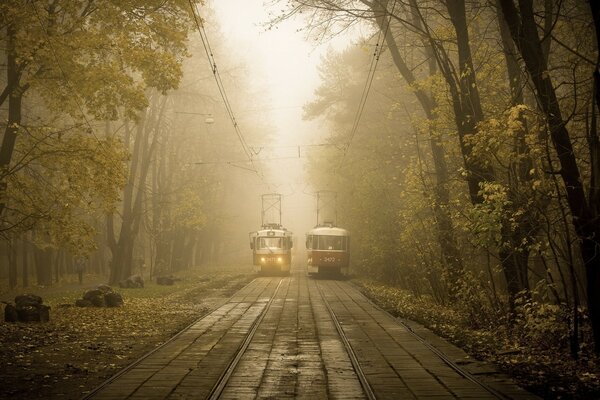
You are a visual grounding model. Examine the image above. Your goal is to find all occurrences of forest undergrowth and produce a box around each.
[356,279,600,399]
[0,268,254,399]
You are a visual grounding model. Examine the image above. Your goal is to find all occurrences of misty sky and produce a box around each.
[212,0,323,143]
[210,0,360,234]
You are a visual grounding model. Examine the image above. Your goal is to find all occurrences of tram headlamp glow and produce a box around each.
[277,257,282,262]
[260,257,266,262]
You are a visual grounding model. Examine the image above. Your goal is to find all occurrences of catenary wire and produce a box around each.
[187,0,265,183]
[336,0,398,173]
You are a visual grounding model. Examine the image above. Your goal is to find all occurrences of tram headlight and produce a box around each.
[260,257,266,263]
[277,257,282,262]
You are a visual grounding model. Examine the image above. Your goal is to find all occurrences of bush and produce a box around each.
[513,296,569,351]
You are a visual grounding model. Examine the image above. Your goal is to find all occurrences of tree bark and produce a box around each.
[444,0,496,203]
[108,96,166,284]
[8,239,17,289]
[500,0,600,353]
[371,0,464,293]
[0,26,26,219]
[34,247,53,286]
[424,0,531,306]
[21,236,29,288]
[496,0,537,298]
[589,0,600,236]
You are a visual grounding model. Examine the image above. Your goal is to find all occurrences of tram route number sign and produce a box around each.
[323,256,338,263]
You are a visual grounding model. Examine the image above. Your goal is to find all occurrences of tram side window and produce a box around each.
[258,237,283,249]
[317,235,346,250]
[306,235,315,249]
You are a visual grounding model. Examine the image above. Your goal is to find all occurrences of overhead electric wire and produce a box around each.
[195,155,307,166]
[336,0,398,172]
[188,1,262,181]
[248,142,343,155]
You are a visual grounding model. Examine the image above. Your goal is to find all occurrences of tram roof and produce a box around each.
[306,226,349,236]
[251,228,293,237]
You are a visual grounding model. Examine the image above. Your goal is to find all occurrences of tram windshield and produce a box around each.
[257,237,283,249]
[307,235,347,250]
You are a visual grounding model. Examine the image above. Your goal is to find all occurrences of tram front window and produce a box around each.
[318,235,345,250]
[258,237,283,249]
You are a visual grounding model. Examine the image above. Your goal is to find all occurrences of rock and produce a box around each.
[96,284,113,294]
[130,274,144,288]
[38,305,50,322]
[104,292,123,307]
[156,276,175,285]
[4,303,18,322]
[75,299,93,307]
[4,295,50,323]
[77,285,123,308]
[83,289,103,300]
[83,289,106,307]
[15,294,43,308]
[119,275,144,289]
[90,295,106,307]
[17,306,38,322]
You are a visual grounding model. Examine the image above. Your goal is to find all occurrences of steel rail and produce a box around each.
[207,278,284,400]
[81,277,268,400]
[342,281,509,400]
[316,280,377,400]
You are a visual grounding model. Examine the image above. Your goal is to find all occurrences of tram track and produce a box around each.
[83,277,283,399]
[207,278,284,399]
[82,273,534,399]
[315,280,377,400]
[81,308,219,400]
[391,320,509,400]
[333,280,510,400]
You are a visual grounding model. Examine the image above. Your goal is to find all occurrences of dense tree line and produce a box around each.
[0,1,266,288]
[277,0,600,358]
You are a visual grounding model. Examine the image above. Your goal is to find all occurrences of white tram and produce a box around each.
[305,224,350,276]
[249,224,293,275]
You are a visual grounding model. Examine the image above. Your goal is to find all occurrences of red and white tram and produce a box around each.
[305,225,350,276]
[250,224,293,275]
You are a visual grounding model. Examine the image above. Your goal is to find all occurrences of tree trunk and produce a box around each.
[21,237,29,288]
[8,239,17,289]
[500,0,600,353]
[0,26,26,219]
[496,0,538,298]
[108,96,166,284]
[443,0,495,203]
[171,232,186,271]
[183,232,197,269]
[112,229,135,283]
[34,247,53,286]
[424,0,531,308]
[372,0,464,294]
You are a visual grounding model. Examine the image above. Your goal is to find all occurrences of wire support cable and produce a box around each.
[336,0,398,173]
[187,1,262,180]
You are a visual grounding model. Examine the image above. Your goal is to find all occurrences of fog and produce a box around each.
[1,2,597,398]
[206,0,360,263]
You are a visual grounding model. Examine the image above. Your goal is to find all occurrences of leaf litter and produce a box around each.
[0,271,253,399]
